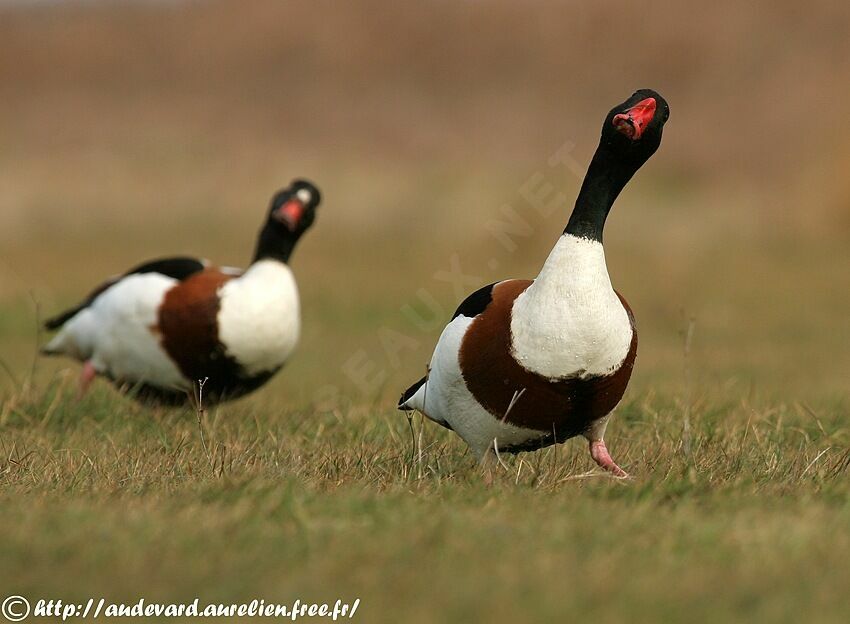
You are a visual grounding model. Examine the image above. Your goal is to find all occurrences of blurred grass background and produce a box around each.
[1,0,848,403]
[1,1,849,622]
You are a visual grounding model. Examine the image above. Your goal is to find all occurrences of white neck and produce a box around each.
[534,233,613,292]
[509,234,632,379]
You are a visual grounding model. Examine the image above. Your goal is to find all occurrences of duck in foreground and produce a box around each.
[399,90,669,477]
[42,179,321,405]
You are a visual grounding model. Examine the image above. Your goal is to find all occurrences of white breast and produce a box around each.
[509,234,633,379]
[217,259,300,375]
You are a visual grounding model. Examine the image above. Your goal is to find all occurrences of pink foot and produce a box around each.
[589,440,628,478]
[78,361,97,399]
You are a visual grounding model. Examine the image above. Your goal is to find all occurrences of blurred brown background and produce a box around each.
[1,0,848,405]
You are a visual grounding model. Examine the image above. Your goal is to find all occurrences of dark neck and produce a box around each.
[564,145,638,242]
[252,226,299,264]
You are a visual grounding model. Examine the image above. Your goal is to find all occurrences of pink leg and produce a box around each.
[78,361,97,399]
[589,439,628,478]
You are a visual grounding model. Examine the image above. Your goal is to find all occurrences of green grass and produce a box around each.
[2,377,849,623]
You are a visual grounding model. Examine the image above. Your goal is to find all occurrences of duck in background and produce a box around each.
[42,179,321,405]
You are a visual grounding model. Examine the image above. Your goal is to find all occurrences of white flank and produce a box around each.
[216,259,300,376]
[44,273,186,388]
[509,234,633,379]
[404,309,546,459]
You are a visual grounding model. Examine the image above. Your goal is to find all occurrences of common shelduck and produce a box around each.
[399,90,669,477]
[42,179,321,405]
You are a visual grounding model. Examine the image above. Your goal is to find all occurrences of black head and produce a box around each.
[254,179,321,263]
[600,88,670,166]
[564,89,669,241]
[268,179,321,235]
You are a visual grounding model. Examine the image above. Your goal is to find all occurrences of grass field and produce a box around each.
[2,2,850,622]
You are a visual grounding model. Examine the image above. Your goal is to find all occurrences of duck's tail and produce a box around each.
[397,376,426,411]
